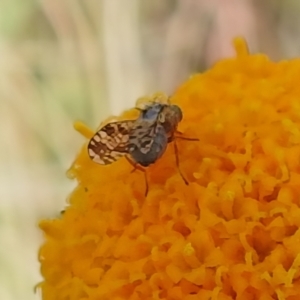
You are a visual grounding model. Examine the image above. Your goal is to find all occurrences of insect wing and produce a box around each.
[88,120,134,164]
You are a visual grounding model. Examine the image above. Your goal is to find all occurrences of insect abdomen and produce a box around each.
[129,126,168,167]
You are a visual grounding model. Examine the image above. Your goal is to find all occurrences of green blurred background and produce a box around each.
[1,0,300,299]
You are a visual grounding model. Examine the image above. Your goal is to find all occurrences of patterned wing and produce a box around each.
[88,120,135,164]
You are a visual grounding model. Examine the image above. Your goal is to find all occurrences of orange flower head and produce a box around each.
[38,38,300,300]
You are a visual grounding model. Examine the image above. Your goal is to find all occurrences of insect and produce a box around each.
[88,98,197,194]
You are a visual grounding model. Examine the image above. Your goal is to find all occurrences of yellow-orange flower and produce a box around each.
[38,38,300,300]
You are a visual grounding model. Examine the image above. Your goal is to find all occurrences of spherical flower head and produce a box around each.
[38,38,300,300]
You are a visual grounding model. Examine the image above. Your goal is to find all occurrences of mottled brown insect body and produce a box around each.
[127,103,182,166]
[88,101,183,167]
[87,97,197,193]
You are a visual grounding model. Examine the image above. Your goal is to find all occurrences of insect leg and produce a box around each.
[173,140,189,185]
[125,156,145,172]
[174,130,199,141]
[144,172,149,196]
[125,156,149,196]
[175,136,199,141]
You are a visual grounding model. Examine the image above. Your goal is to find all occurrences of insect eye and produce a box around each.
[173,105,183,121]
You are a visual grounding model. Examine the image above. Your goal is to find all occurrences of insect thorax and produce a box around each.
[140,103,165,121]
